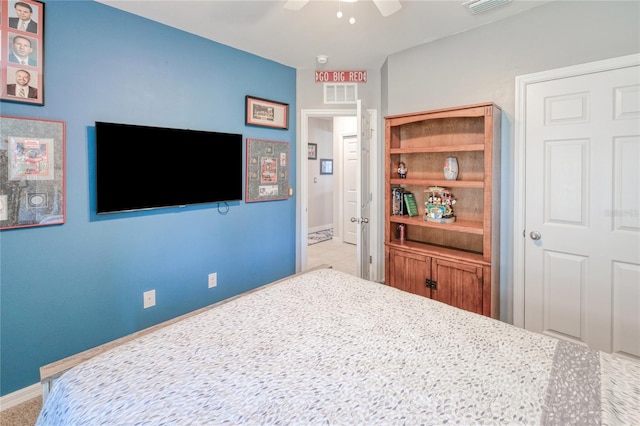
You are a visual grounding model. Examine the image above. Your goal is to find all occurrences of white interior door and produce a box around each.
[522,61,639,357]
[356,100,372,280]
[343,134,358,245]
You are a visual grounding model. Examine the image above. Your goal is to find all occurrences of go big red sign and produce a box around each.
[315,70,367,83]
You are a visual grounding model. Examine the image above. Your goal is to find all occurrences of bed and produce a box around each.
[37,267,639,425]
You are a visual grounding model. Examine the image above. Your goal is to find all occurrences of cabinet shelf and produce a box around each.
[389,215,484,235]
[386,240,486,264]
[390,179,484,188]
[389,144,484,154]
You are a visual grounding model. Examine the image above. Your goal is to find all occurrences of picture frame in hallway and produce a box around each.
[1,0,45,106]
[245,96,289,130]
[0,115,66,229]
[308,143,317,160]
[320,159,333,175]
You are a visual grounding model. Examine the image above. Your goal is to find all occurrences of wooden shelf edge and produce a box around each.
[388,216,484,235]
[386,240,487,265]
[390,144,484,154]
[384,102,497,122]
[390,179,484,188]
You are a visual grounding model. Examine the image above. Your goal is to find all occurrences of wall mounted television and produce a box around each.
[95,122,243,214]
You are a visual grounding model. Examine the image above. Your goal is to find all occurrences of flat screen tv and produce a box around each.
[95,122,243,214]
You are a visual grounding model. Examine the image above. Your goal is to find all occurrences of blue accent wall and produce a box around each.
[0,1,296,395]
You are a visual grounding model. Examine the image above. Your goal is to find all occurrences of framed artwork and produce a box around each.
[1,115,66,229]
[320,159,333,175]
[245,95,289,130]
[308,143,317,160]
[246,138,289,202]
[0,0,45,105]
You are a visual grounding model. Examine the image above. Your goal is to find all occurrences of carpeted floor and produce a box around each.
[308,228,333,245]
[1,397,42,426]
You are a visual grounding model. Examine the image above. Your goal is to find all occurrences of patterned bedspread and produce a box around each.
[37,268,639,425]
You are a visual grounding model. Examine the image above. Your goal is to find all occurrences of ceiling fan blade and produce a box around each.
[373,0,401,17]
[284,0,310,11]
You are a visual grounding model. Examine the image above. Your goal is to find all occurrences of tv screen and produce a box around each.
[95,122,243,214]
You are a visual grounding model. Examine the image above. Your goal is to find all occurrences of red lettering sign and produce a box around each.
[315,70,367,83]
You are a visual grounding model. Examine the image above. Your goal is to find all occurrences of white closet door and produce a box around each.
[523,64,639,358]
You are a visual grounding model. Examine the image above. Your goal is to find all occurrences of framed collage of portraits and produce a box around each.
[245,138,289,203]
[0,0,44,105]
[0,115,66,229]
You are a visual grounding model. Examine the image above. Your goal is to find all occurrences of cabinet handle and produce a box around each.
[425,279,437,289]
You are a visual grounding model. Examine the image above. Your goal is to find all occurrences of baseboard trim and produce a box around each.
[0,382,40,411]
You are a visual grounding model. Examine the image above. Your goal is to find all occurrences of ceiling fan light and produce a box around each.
[349,16,355,24]
[337,10,343,18]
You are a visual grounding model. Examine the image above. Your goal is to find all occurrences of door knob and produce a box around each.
[350,217,358,223]
[530,231,542,240]
[362,218,369,224]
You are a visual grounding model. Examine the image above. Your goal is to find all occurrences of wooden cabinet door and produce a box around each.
[431,258,484,315]
[387,248,431,298]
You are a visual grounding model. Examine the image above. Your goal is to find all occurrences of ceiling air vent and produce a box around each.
[324,83,358,104]
[462,0,511,14]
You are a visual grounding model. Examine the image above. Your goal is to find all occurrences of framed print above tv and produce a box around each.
[0,0,45,106]
[245,96,288,130]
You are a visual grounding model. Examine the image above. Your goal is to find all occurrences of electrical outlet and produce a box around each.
[143,289,156,309]
[208,272,217,288]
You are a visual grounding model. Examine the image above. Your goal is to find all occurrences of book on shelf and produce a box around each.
[392,187,404,215]
[403,192,419,217]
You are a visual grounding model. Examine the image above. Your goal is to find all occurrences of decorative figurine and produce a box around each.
[397,223,406,241]
[397,161,407,178]
[424,186,456,223]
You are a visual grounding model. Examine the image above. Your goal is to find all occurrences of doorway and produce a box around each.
[296,108,381,281]
[305,116,357,275]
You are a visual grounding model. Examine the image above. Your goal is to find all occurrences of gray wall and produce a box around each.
[384,1,640,323]
[308,117,334,231]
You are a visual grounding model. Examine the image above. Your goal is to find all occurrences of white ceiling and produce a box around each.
[96,0,553,70]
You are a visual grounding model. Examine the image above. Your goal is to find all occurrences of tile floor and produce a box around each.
[307,238,357,276]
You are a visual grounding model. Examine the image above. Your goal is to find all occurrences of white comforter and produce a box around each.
[37,268,639,425]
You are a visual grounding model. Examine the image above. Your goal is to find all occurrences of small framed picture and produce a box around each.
[320,159,333,175]
[245,95,289,130]
[308,143,317,160]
